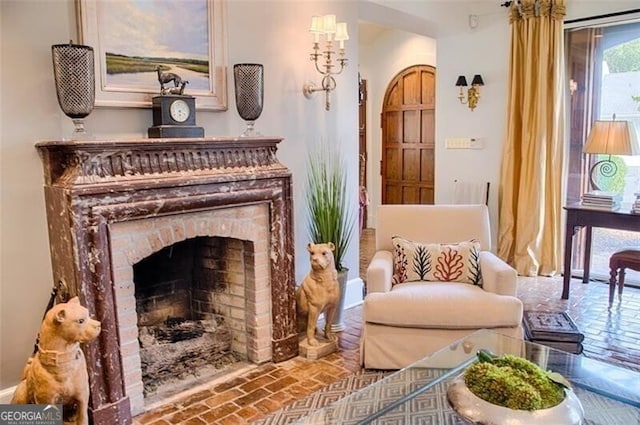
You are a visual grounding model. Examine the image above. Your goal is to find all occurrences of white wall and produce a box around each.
[1,0,77,390]
[434,7,510,248]
[0,0,359,388]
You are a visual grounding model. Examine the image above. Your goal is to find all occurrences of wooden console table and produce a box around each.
[563,204,640,299]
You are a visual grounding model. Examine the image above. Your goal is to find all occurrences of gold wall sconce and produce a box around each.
[455,74,484,111]
[302,14,349,111]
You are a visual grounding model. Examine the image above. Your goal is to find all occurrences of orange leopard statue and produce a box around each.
[12,297,101,425]
[296,242,340,346]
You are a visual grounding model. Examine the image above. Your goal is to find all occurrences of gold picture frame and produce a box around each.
[76,0,227,111]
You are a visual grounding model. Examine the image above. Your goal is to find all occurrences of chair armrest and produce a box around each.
[479,251,518,296]
[366,250,394,293]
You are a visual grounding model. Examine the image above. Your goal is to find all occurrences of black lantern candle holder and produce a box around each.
[233,63,264,137]
[52,42,95,139]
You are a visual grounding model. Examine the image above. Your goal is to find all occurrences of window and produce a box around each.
[565,15,640,284]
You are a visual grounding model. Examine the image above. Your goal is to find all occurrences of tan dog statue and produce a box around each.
[12,296,101,425]
[296,242,340,346]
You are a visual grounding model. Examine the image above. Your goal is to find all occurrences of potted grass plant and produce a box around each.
[305,142,355,331]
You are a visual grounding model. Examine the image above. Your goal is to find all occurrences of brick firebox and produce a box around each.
[36,137,297,424]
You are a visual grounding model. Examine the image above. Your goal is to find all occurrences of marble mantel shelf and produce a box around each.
[36,137,285,186]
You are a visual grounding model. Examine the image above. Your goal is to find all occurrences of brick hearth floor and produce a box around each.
[133,228,640,424]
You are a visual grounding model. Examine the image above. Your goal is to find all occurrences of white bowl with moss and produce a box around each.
[446,351,584,425]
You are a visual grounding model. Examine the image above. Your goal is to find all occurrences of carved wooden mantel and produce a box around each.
[36,137,297,424]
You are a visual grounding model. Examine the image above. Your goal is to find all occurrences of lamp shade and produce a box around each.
[310,15,323,33]
[471,74,484,86]
[335,22,349,41]
[455,75,468,87]
[323,14,336,33]
[583,120,640,156]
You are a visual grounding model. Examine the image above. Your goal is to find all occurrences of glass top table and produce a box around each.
[293,329,640,424]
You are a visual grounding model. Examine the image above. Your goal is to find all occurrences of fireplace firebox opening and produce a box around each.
[110,204,275,415]
[134,236,255,401]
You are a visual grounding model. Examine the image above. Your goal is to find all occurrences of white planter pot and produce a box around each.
[446,375,584,425]
[330,268,348,332]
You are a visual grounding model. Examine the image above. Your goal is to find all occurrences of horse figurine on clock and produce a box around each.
[156,65,183,92]
[148,66,204,138]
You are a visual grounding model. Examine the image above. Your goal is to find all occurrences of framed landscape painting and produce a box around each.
[77,0,227,111]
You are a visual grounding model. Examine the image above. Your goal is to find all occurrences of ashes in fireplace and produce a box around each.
[134,236,252,399]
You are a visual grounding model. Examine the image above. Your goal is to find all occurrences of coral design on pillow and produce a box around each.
[392,240,409,285]
[392,236,482,286]
[434,247,464,281]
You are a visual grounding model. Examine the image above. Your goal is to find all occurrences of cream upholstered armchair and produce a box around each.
[361,204,523,369]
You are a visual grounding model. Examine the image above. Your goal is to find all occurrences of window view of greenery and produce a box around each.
[566,20,640,285]
[604,37,640,74]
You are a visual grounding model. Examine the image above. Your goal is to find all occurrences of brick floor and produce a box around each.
[133,228,640,424]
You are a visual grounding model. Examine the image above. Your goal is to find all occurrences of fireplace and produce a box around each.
[36,137,297,424]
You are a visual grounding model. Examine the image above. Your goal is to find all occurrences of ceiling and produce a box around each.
[358,21,392,45]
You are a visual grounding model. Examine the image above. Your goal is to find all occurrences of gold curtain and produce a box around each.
[497,0,566,276]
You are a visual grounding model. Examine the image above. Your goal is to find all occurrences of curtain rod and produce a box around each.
[565,8,640,24]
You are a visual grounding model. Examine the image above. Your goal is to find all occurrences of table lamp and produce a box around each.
[583,116,639,192]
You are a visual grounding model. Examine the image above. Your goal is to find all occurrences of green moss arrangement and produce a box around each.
[464,351,567,411]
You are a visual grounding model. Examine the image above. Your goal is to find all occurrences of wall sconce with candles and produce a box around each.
[302,14,349,111]
[455,74,484,111]
[583,114,639,192]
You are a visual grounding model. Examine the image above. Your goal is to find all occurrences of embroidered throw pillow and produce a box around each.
[391,236,482,287]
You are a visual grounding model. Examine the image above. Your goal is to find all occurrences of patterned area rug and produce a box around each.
[253,369,389,424]
[255,368,638,424]
[256,358,640,425]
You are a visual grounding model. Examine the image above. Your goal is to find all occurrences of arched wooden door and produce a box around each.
[381,65,435,204]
